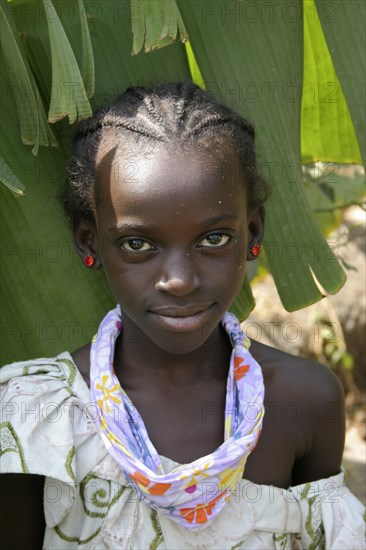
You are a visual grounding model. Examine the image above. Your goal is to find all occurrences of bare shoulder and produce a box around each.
[249,339,345,484]
[250,339,344,407]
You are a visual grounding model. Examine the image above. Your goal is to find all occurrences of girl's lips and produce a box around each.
[148,304,215,333]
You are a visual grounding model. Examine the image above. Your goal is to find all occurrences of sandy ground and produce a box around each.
[343,424,366,505]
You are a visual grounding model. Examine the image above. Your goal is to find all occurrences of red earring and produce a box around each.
[85,255,95,267]
[250,243,261,257]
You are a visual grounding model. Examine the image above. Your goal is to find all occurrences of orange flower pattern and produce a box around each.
[233,357,250,382]
[129,471,172,496]
[180,492,224,524]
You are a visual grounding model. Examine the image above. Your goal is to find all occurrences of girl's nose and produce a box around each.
[155,251,200,296]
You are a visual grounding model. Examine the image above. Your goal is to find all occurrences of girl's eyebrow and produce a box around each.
[107,221,157,233]
[107,214,239,233]
[200,213,239,225]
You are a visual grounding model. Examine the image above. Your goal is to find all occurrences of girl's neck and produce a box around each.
[113,322,232,390]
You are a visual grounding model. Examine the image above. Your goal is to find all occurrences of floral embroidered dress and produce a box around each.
[1,353,365,549]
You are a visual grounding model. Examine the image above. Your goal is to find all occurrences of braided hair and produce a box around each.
[61,82,270,224]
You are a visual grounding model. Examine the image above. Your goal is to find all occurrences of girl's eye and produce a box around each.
[120,238,155,252]
[198,233,230,248]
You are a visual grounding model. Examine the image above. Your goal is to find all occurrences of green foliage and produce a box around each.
[176,0,349,311]
[0,0,190,364]
[130,0,188,55]
[301,0,363,164]
[317,318,354,371]
[314,0,365,166]
[303,164,365,235]
[0,2,56,154]
[0,0,364,363]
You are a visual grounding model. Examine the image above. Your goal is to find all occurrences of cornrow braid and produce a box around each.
[103,117,166,141]
[175,82,197,125]
[60,82,270,224]
[129,87,167,129]
[184,113,255,140]
[73,110,166,142]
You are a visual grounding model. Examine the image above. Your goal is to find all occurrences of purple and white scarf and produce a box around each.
[90,306,264,529]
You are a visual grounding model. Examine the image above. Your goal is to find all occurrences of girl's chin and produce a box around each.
[119,305,226,354]
[148,325,223,356]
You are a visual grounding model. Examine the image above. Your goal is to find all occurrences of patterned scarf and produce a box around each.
[90,306,264,529]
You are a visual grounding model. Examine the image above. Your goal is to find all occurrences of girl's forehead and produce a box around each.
[96,143,245,198]
[94,147,248,230]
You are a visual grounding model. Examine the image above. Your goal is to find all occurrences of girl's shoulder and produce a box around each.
[247,339,345,486]
[0,352,98,481]
[250,338,344,408]
[0,351,90,400]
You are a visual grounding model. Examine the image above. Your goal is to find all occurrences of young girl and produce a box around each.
[1,83,364,549]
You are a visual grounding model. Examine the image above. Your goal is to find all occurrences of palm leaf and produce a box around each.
[0,2,56,153]
[0,0,191,365]
[1,0,364,364]
[42,0,92,122]
[177,0,346,311]
[77,0,94,98]
[301,0,362,164]
[0,157,25,196]
[130,0,188,55]
[314,0,365,165]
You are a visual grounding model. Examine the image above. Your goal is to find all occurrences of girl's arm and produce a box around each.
[250,340,346,487]
[291,362,346,486]
[0,474,45,549]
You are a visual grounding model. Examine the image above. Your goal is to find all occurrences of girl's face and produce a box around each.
[78,146,263,354]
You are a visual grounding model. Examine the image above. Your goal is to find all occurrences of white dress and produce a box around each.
[0,352,365,549]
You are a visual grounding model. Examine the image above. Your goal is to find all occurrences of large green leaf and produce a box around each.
[0,157,25,196]
[315,0,365,166]
[185,41,204,90]
[0,2,56,153]
[77,0,94,98]
[0,74,114,363]
[42,0,92,122]
[130,0,188,55]
[301,0,362,164]
[177,0,346,312]
[1,0,191,365]
[1,0,363,365]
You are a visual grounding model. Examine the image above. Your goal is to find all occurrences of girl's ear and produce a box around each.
[247,205,265,261]
[73,218,102,269]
